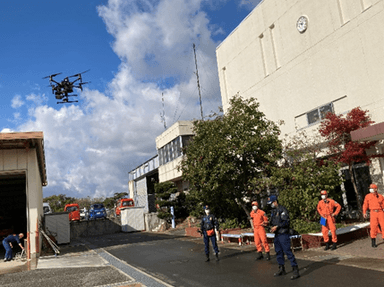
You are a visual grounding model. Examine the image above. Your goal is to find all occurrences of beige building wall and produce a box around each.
[156,121,194,186]
[216,0,384,138]
[0,148,44,258]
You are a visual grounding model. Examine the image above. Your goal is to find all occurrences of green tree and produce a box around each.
[267,131,343,233]
[103,192,129,209]
[180,95,282,224]
[43,194,76,212]
[154,181,178,220]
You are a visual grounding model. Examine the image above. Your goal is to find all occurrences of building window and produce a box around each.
[157,135,194,166]
[307,103,333,125]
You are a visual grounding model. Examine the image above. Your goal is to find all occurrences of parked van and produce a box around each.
[64,203,80,221]
[43,202,53,214]
[115,198,134,216]
[89,203,107,220]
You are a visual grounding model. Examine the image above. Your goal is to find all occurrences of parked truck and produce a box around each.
[115,198,134,216]
[64,203,80,221]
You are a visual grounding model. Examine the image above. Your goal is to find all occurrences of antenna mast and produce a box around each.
[193,43,204,120]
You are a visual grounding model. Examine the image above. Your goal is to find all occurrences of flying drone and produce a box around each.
[43,70,90,104]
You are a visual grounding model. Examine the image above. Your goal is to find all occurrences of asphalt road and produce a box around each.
[85,232,384,287]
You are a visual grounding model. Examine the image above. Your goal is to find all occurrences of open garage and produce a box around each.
[0,132,47,260]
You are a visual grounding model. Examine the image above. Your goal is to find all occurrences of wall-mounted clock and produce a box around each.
[297,16,308,33]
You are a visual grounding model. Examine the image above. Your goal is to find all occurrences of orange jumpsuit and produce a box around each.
[317,199,341,243]
[363,193,384,238]
[250,209,270,252]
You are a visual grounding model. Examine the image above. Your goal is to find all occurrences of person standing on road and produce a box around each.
[363,183,384,248]
[317,190,341,250]
[268,195,300,280]
[2,233,24,262]
[199,205,220,262]
[250,201,270,260]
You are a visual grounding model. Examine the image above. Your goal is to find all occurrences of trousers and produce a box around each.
[370,211,384,238]
[2,240,12,260]
[254,227,270,252]
[274,233,297,267]
[203,232,219,255]
[322,215,337,243]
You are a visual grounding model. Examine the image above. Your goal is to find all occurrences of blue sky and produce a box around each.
[0,0,261,199]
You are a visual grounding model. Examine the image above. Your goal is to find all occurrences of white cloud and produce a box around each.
[1,128,14,133]
[17,0,223,199]
[11,95,24,108]
[26,93,48,106]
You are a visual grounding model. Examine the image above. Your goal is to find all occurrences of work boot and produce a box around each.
[324,242,330,250]
[256,252,263,260]
[265,252,270,261]
[372,238,377,248]
[274,265,286,277]
[290,266,300,280]
[215,253,219,261]
[205,254,210,262]
[331,243,337,250]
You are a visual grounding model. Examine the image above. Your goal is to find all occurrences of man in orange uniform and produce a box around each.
[363,183,384,248]
[317,190,341,250]
[250,201,270,260]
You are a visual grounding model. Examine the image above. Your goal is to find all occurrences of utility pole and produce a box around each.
[193,43,204,120]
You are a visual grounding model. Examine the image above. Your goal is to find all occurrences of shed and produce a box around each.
[0,131,47,260]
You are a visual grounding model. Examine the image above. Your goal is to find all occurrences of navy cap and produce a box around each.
[203,205,210,210]
[267,195,277,204]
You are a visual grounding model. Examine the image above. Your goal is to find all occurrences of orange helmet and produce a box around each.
[320,190,327,195]
[370,184,378,190]
[251,201,258,206]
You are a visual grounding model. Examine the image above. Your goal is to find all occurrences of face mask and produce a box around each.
[321,195,326,200]
[271,203,276,208]
[370,189,375,193]
[252,206,258,211]
[205,209,210,215]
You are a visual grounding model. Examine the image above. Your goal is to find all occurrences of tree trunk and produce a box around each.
[349,164,363,221]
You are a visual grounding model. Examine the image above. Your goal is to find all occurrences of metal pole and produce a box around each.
[170,206,175,229]
[193,43,204,120]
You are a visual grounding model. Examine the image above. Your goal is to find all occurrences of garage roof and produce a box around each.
[0,132,47,186]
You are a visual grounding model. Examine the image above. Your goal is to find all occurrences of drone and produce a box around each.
[43,70,90,104]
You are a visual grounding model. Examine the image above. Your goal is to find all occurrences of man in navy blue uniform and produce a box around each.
[2,233,24,262]
[268,195,300,280]
[199,205,219,262]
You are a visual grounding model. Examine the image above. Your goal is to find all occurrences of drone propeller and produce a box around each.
[69,69,90,78]
[43,72,62,79]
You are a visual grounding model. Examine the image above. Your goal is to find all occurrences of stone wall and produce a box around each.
[70,217,121,240]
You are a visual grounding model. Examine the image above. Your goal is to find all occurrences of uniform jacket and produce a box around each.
[250,209,268,228]
[269,205,290,234]
[317,198,341,219]
[363,193,384,215]
[3,234,21,244]
[201,214,219,231]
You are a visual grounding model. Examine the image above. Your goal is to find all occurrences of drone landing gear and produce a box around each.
[57,100,78,104]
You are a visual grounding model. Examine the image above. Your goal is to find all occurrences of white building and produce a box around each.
[216,0,384,199]
[155,121,194,192]
[128,155,159,213]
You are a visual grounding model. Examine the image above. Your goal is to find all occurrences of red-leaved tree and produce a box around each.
[319,107,382,215]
